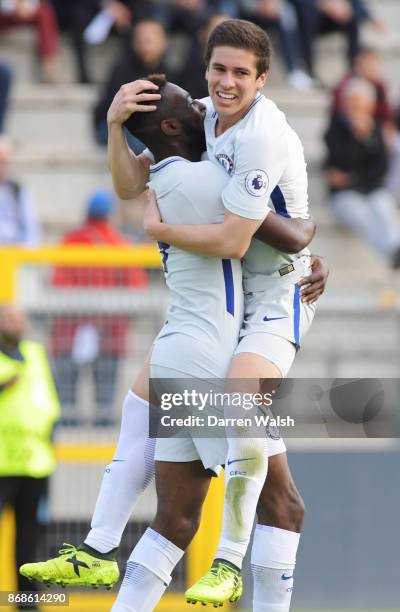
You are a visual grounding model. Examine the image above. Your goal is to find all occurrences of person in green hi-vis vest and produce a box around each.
[0,305,60,610]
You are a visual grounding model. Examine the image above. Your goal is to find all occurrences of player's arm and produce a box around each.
[145,190,261,258]
[255,213,316,253]
[107,80,160,199]
[145,126,288,257]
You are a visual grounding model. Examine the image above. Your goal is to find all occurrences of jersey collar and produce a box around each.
[209,92,263,136]
[149,156,187,174]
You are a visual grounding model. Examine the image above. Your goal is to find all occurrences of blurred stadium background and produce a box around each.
[1,0,400,610]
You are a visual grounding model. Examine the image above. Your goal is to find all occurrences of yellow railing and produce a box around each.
[0,246,225,607]
[0,245,161,303]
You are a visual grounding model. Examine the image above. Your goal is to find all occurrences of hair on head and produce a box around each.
[124,74,167,138]
[342,77,377,106]
[204,19,272,76]
[146,73,167,90]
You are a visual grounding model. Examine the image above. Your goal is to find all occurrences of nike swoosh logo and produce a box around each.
[263,316,288,321]
[227,458,256,466]
[281,573,293,580]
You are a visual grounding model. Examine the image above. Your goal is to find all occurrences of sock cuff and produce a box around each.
[146,528,184,560]
[251,525,300,569]
[215,542,245,570]
[79,542,117,561]
[129,528,184,584]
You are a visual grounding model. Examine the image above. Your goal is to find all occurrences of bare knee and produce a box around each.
[152,505,201,550]
[258,481,305,532]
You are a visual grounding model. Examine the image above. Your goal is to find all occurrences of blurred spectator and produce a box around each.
[168,0,212,41]
[237,0,312,89]
[0,0,59,83]
[114,0,167,24]
[331,46,400,201]
[51,190,148,426]
[288,0,378,82]
[51,0,165,84]
[324,78,400,268]
[0,137,41,246]
[0,304,59,610]
[52,0,100,83]
[175,12,229,99]
[331,47,394,128]
[93,18,168,150]
[0,62,13,133]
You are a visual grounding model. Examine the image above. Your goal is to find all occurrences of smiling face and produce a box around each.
[206,45,268,132]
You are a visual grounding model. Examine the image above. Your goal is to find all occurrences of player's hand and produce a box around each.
[298,254,329,304]
[144,189,162,240]
[107,80,161,127]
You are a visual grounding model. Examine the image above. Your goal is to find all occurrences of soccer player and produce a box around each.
[112,19,318,609]
[21,22,327,611]
[19,75,324,606]
[110,74,317,611]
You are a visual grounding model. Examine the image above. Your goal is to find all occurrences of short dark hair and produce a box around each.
[124,74,168,137]
[204,19,272,76]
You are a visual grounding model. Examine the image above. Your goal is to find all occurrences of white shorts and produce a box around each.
[151,365,286,474]
[237,255,317,377]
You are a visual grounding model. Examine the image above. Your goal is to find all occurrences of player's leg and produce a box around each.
[240,332,306,612]
[212,265,315,581]
[186,353,280,606]
[85,351,154,553]
[252,452,304,612]
[112,460,212,612]
[215,352,281,568]
[188,273,316,606]
[20,351,155,587]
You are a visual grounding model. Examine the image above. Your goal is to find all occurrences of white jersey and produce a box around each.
[202,93,311,288]
[148,157,243,378]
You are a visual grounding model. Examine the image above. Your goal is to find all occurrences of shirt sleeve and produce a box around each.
[142,148,155,162]
[222,124,288,220]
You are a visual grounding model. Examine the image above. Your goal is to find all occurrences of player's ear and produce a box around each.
[161,118,182,136]
[256,70,269,90]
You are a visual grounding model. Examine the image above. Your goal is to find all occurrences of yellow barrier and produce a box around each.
[0,245,161,303]
[0,246,225,605]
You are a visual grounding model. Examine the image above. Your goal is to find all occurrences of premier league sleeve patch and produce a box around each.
[245,170,269,197]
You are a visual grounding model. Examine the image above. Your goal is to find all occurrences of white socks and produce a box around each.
[85,392,154,553]
[111,528,184,612]
[215,434,269,569]
[251,525,300,612]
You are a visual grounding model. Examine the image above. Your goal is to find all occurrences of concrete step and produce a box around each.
[8,140,325,232]
[6,83,330,167]
[8,84,97,144]
[12,143,110,229]
[10,138,399,288]
[0,28,120,84]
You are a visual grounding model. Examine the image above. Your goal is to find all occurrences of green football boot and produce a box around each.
[185,560,243,607]
[19,543,119,589]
